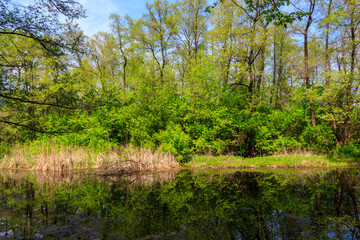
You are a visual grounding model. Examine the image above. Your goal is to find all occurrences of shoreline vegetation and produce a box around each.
[186,154,352,169]
[0,144,179,172]
[0,143,356,173]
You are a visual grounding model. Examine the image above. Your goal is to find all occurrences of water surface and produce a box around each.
[1,168,360,239]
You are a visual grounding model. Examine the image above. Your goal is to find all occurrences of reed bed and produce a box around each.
[101,145,179,174]
[0,143,179,173]
[0,146,114,172]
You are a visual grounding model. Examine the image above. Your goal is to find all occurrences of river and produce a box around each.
[0,168,359,239]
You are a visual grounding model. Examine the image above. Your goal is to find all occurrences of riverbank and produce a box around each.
[1,140,357,172]
[185,154,353,169]
[0,144,179,172]
[0,146,355,172]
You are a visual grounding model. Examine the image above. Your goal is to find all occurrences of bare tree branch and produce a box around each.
[0,93,77,109]
[0,118,80,134]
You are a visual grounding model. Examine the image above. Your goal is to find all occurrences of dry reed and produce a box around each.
[101,145,179,174]
[0,144,121,172]
[272,148,315,157]
[0,144,179,173]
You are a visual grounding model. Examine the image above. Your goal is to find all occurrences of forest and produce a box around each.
[0,0,360,165]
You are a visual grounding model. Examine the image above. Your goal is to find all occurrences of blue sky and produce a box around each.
[76,0,151,36]
[19,0,212,37]
[17,0,153,36]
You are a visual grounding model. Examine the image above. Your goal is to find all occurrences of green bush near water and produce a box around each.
[335,144,360,160]
[2,105,359,167]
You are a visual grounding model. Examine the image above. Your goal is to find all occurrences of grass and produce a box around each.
[0,142,179,173]
[100,145,179,174]
[185,153,352,169]
[0,145,119,172]
[0,140,355,172]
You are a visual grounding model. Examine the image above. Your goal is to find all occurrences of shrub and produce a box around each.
[155,123,193,163]
[335,143,360,160]
[300,124,335,152]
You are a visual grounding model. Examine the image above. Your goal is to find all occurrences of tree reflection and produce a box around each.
[0,169,360,239]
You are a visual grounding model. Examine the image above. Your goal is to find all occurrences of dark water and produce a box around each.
[1,169,360,239]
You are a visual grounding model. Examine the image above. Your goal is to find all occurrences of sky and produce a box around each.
[16,0,153,37]
[18,0,211,37]
[76,0,150,36]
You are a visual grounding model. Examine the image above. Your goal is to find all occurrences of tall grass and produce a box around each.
[101,145,179,174]
[0,144,120,172]
[0,141,179,172]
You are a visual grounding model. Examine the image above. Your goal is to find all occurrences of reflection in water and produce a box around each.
[0,169,360,239]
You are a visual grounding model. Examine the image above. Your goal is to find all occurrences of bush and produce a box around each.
[155,123,193,163]
[300,124,335,152]
[255,126,300,155]
[335,144,360,160]
[248,109,302,155]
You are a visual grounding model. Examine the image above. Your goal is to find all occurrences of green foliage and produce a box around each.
[0,141,11,158]
[155,123,193,163]
[300,124,336,152]
[207,0,309,27]
[335,144,360,160]
[184,106,237,155]
[251,109,301,154]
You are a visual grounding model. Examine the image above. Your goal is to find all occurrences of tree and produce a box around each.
[292,0,317,127]
[109,14,133,93]
[207,0,239,87]
[207,0,307,27]
[0,0,85,135]
[138,0,177,82]
[330,0,360,145]
[0,0,85,56]
[174,0,208,66]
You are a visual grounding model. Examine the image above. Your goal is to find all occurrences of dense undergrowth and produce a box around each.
[1,101,360,171]
[1,103,360,171]
[0,134,358,171]
[2,102,360,156]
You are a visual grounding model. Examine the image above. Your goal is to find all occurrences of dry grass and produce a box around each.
[100,145,179,174]
[272,148,316,157]
[124,145,178,169]
[0,144,121,172]
[0,144,179,173]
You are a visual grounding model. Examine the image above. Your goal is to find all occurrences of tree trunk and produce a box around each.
[344,24,356,146]
[304,1,316,127]
[324,0,339,145]
[270,36,276,106]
